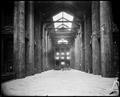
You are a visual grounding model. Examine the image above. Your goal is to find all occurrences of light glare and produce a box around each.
[57,39,68,44]
[61,52,64,55]
[61,57,64,59]
[67,56,70,60]
[55,57,59,60]
[61,61,65,65]
[56,52,59,55]
[66,52,70,55]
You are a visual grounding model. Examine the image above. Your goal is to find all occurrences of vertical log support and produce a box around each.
[81,21,85,71]
[45,30,49,70]
[14,1,25,78]
[84,14,92,73]
[100,1,113,77]
[74,35,81,70]
[70,43,75,69]
[26,1,34,76]
[42,24,47,71]
[92,1,101,75]
[34,7,42,73]
[79,23,83,70]
[14,1,18,77]
[74,23,82,70]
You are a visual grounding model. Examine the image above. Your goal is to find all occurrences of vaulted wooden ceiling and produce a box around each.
[35,1,91,21]
[34,1,91,47]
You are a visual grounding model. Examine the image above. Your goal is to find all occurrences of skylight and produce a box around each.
[53,12,63,21]
[57,38,68,44]
[52,11,74,31]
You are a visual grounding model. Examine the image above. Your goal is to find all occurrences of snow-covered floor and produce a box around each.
[1,69,119,96]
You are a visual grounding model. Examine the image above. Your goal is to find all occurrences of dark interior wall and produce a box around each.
[1,1,14,78]
[1,1,14,28]
[1,35,13,74]
[111,2,119,76]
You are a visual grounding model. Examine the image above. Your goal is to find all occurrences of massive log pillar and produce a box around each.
[70,43,75,69]
[92,1,101,75]
[46,30,48,69]
[34,7,42,73]
[42,24,48,71]
[26,1,34,76]
[74,35,81,70]
[45,30,49,70]
[100,1,113,77]
[81,21,85,71]
[84,14,92,73]
[14,1,25,78]
[47,35,53,69]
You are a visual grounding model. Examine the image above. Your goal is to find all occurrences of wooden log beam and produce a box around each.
[26,1,34,76]
[14,1,25,78]
[91,1,101,75]
[100,1,113,77]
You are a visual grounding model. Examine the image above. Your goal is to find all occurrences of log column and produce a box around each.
[42,24,47,71]
[92,1,101,75]
[100,1,113,77]
[45,30,49,70]
[70,43,75,69]
[14,1,25,78]
[74,35,81,70]
[84,14,92,73]
[81,21,85,71]
[34,7,42,73]
[26,1,34,76]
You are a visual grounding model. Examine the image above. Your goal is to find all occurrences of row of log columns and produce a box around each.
[91,1,101,75]
[100,1,113,77]
[84,15,92,73]
[14,1,25,78]
[26,1,34,76]
[81,1,113,77]
[34,7,42,73]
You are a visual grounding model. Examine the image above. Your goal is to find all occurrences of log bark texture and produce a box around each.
[92,1,101,75]
[26,1,34,76]
[84,15,92,73]
[14,1,25,78]
[100,1,113,77]
[34,6,42,73]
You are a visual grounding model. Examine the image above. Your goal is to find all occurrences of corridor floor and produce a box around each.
[1,69,119,96]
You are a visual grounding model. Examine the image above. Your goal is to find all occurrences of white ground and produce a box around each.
[1,69,119,96]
